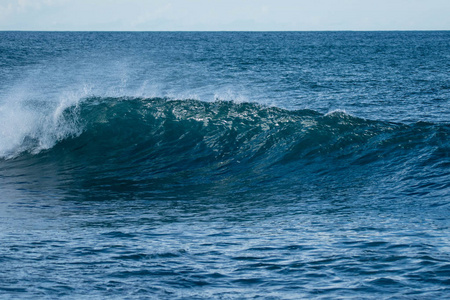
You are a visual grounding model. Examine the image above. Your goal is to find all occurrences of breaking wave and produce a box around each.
[1,97,449,197]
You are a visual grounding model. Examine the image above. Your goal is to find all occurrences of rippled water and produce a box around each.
[0,32,449,299]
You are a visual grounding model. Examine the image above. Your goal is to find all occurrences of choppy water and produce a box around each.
[0,31,449,299]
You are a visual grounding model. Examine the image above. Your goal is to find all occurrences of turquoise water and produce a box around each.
[0,32,449,299]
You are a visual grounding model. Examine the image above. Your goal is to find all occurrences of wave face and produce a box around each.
[2,97,448,199]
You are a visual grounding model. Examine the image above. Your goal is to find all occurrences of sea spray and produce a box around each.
[0,95,83,158]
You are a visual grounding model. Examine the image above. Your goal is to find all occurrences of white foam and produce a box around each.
[0,89,85,159]
[325,109,349,116]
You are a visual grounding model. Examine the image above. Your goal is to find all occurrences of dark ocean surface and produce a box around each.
[0,31,449,299]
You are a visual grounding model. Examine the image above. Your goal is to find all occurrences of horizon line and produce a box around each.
[1,29,449,32]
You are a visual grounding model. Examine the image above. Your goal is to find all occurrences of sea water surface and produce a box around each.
[0,31,449,299]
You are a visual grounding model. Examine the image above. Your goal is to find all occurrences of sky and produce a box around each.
[1,0,450,31]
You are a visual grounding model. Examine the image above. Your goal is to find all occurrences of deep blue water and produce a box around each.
[0,31,449,299]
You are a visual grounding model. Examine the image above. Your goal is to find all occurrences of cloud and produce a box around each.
[130,3,174,28]
[2,0,66,11]
[0,0,67,21]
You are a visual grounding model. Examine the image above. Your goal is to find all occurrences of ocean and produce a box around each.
[0,31,449,299]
